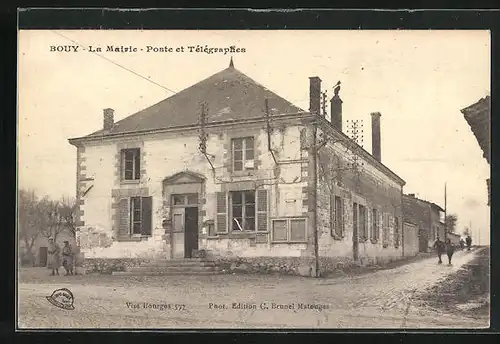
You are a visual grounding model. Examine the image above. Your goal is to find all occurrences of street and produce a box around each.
[17,248,489,329]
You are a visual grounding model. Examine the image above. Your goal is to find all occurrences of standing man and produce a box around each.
[433,237,445,264]
[47,237,61,276]
[445,238,455,265]
[61,240,74,275]
[466,235,472,251]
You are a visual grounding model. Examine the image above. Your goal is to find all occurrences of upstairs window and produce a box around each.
[122,148,140,181]
[232,137,255,172]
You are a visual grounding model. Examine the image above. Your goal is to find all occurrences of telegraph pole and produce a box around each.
[444,182,447,239]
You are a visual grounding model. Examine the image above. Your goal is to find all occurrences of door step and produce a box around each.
[112,258,225,276]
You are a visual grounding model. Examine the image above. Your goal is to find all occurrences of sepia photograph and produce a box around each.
[17,29,490,329]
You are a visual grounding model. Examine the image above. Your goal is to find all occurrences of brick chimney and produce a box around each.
[309,76,322,115]
[103,108,114,130]
[371,112,381,162]
[330,84,343,131]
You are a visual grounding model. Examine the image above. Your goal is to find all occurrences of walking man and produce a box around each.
[466,235,472,251]
[62,240,74,275]
[433,237,445,264]
[47,237,61,276]
[445,238,455,265]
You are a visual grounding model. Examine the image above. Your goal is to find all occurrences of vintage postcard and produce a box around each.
[17,28,490,329]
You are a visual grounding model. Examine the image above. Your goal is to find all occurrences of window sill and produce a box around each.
[120,179,141,185]
[116,235,150,242]
[271,241,307,244]
[231,170,257,177]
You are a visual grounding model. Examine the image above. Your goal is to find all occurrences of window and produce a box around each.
[122,196,152,236]
[230,191,255,231]
[382,213,389,245]
[172,193,198,206]
[122,148,140,181]
[359,205,367,239]
[232,137,255,171]
[371,208,379,240]
[330,195,344,237]
[272,218,307,243]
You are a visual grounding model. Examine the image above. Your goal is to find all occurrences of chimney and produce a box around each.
[371,112,381,162]
[330,83,343,131]
[103,108,114,130]
[309,76,322,115]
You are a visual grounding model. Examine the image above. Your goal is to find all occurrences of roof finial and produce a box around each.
[229,56,234,68]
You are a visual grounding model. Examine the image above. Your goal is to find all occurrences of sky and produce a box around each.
[18,30,491,244]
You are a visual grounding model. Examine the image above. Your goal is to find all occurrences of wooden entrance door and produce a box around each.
[184,207,199,258]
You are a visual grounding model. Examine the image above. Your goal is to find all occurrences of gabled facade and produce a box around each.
[69,60,406,274]
[402,193,445,252]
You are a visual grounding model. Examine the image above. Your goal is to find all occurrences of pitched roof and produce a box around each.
[85,62,304,138]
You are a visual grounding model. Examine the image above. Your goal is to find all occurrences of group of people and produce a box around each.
[433,235,472,265]
[47,237,75,276]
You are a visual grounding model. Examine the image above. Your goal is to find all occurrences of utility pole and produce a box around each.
[444,182,447,239]
[311,119,319,277]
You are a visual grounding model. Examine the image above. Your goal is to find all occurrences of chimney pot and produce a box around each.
[371,112,381,162]
[103,108,114,130]
[330,84,343,131]
[309,77,322,116]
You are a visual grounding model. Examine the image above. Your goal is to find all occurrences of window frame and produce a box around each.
[231,137,255,172]
[130,196,143,235]
[229,190,256,232]
[121,148,141,181]
[271,217,307,243]
[371,208,379,241]
[330,195,344,238]
[359,204,367,240]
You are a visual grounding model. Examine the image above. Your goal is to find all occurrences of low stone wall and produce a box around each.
[81,258,151,274]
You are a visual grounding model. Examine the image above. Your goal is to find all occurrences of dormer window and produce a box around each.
[232,137,255,172]
[122,148,140,181]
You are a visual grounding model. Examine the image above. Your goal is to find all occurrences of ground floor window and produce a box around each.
[271,218,307,243]
[129,196,152,235]
[371,208,379,241]
[330,195,344,237]
[230,191,255,231]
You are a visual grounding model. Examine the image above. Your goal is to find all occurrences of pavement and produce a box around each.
[17,248,489,329]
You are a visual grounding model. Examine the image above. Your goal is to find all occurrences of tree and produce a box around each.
[18,189,41,266]
[59,196,77,238]
[445,214,458,234]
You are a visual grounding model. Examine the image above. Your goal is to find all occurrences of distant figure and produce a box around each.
[466,235,472,251]
[433,238,445,264]
[459,238,465,250]
[47,237,61,276]
[61,241,74,276]
[445,238,455,265]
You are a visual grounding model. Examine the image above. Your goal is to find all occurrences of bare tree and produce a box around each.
[59,196,77,237]
[37,197,67,242]
[18,189,41,266]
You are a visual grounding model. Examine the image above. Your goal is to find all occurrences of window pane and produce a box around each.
[124,169,133,180]
[234,161,243,171]
[134,152,141,179]
[290,219,306,241]
[234,150,243,160]
[232,192,243,204]
[233,138,243,149]
[124,150,134,160]
[245,137,254,148]
[132,222,142,235]
[272,220,287,241]
[245,191,255,204]
[245,148,254,160]
[245,204,255,217]
[232,205,242,217]
[233,217,243,231]
[187,194,198,205]
[172,195,184,205]
[245,218,255,231]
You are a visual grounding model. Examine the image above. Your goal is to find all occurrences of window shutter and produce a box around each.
[118,198,130,236]
[256,189,268,232]
[330,194,334,236]
[216,192,227,233]
[141,196,152,235]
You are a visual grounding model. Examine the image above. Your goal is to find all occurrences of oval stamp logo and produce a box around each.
[46,288,75,310]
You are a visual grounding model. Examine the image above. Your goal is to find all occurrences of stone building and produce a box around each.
[68,59,406,275]
[402,194,445,252]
